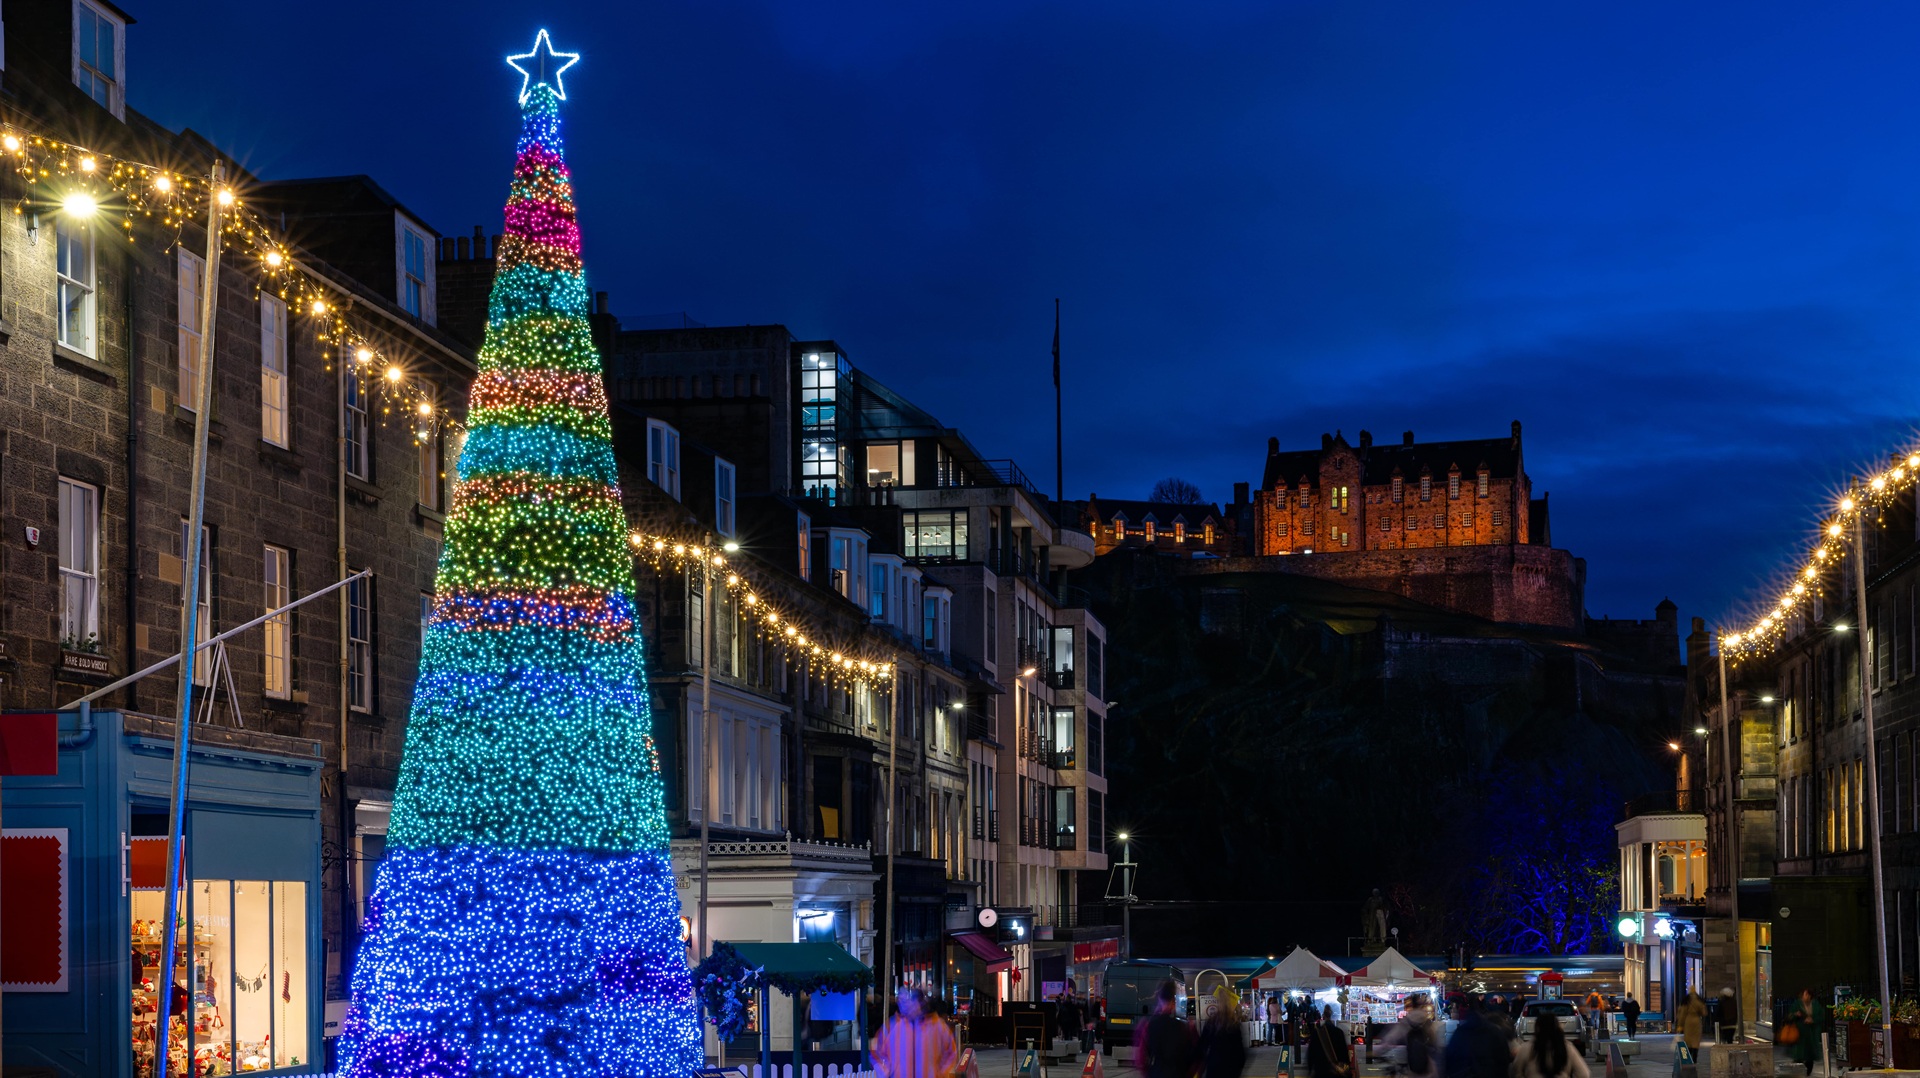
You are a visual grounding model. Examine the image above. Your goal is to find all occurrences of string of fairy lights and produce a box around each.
[1725,446,1920,662]
[628,531,898,688]
[0,122,450,444]
[3,116,897,691]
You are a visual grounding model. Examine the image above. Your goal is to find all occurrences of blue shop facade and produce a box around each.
[3,708,325,1077]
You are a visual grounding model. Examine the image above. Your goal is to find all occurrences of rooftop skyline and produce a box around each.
[128,1,1920,626]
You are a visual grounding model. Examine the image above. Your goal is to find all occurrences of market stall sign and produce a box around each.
[1073,940,1120,963]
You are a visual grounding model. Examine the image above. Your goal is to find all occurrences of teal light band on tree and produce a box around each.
[337,31,701,1078]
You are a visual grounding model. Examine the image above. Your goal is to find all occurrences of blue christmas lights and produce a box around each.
[336,38,701,1078]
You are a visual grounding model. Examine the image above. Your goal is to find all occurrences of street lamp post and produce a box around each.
[1851,500,1895,1062]
[1714,630,1742,1040]
[694,536,738,1063]
[1113,831,1137,961]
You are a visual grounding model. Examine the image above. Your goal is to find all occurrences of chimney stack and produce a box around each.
[1321,433,1333,451]
[1359,430,1372,449]
[1403,431,1415,446]
[1268,436,1279,455]
[595,291,609,316]
[1512,419,1523,448]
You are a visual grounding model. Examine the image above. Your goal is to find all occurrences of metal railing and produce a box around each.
[1622,789,1702,820]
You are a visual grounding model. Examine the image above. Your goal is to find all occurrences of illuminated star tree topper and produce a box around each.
[508,28,581,104]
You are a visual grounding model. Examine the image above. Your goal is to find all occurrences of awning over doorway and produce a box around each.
[949,930,1015,971]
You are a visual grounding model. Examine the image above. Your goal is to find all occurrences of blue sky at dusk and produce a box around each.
[131,2,1920,626]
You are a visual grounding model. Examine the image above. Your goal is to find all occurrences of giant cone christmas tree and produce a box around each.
[339,33,702,1078]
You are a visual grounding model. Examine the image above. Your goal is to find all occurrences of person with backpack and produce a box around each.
[1513,1002,1590,1078]
[1197,987,1248,1078]
[1135,981,1197,1078]
[1307,1005,1352,1078]
[1375,996,1436,1078]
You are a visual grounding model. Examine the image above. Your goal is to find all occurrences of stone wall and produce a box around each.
[1184,542,1586,630]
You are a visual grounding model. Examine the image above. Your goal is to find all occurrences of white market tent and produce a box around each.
[1254,946,1342,991]
[1348,946,1437,987]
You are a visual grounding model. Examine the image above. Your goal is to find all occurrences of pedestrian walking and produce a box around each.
[1136,980,1197,1078]
[1375,995,1437,1078]
[1785,989,1824,1075]
[1512,1006,1591,1078]
[1716,987,1738,1044]
[1676,991,1707,1055]
[1198,987,1248,1078]
[1266,995,1283,1047]
[1059,993,1084,1054]
[1443,995,1514,1078]
[875,986,962,1078]
[1620,993,1641,1039]
[1307,1005,1352,1078]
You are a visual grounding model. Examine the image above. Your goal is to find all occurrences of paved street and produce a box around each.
[964,1034,1828,1078]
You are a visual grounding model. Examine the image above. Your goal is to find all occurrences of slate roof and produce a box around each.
[1085,498,1223,524]
[1261,432,1523,490]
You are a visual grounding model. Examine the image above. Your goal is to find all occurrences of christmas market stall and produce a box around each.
[695,941,877,1072]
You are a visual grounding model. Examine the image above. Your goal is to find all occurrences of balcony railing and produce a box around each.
[973,806,984,840]
[989,809,1000,842]
[1046,667,1075,691]
[1622,789,1702,820]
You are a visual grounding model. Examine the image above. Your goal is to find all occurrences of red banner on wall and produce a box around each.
[1072,939,1120,963]
[0,713,57,776]
[2,828,69,991]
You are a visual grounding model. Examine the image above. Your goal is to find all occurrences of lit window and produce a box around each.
[1203,523,1215,544]
[58,219,97,356]
[1448,472,1461,499]
[417,417,443,511]
[344,370,370,480]
[260,295,289,446]
[715,459,736,537]
[796,512,812,581]
[1144,520,1156,541]
[347,573,373,711]
[1420,475,1432,501]
[1277,521,1288,537]
[1174,521,1185,542]
[73,2,123,114]
[1391,476,1403,503]
[1302,519,1314,536]
[1112,518,1126,540]
[1477,470,1490,497]
[58,478,99,648]
[264,545,291,699]
[646,419,681,500]
[401,228,429,318]
[903,510,968,560]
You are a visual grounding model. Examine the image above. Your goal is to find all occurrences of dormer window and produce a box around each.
[1448,470,1461,499]
[1477,468,1490,498]
[74,2,126,119]
[1203,522,1215,545]
[1420,474,1432,502]
[1143,519,1156,542]
[1112,516,1127,540]
[1173,521,1185,543]
[399,223,434,321]
[1392,475,1403,503]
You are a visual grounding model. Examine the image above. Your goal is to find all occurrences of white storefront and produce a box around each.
[672,836,878,1055]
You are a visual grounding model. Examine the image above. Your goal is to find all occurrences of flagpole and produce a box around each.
[1053,298,1062,505]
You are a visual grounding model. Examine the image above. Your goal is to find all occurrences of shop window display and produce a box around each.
[131,879,307,1075]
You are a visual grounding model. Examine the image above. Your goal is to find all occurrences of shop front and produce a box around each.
[2,709,325,1078]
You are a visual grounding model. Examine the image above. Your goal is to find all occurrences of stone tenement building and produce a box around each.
[1238,422,1583,629]
[0,7,472,1059]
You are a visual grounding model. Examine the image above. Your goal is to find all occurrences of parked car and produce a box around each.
[1516,998,1590,1058]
